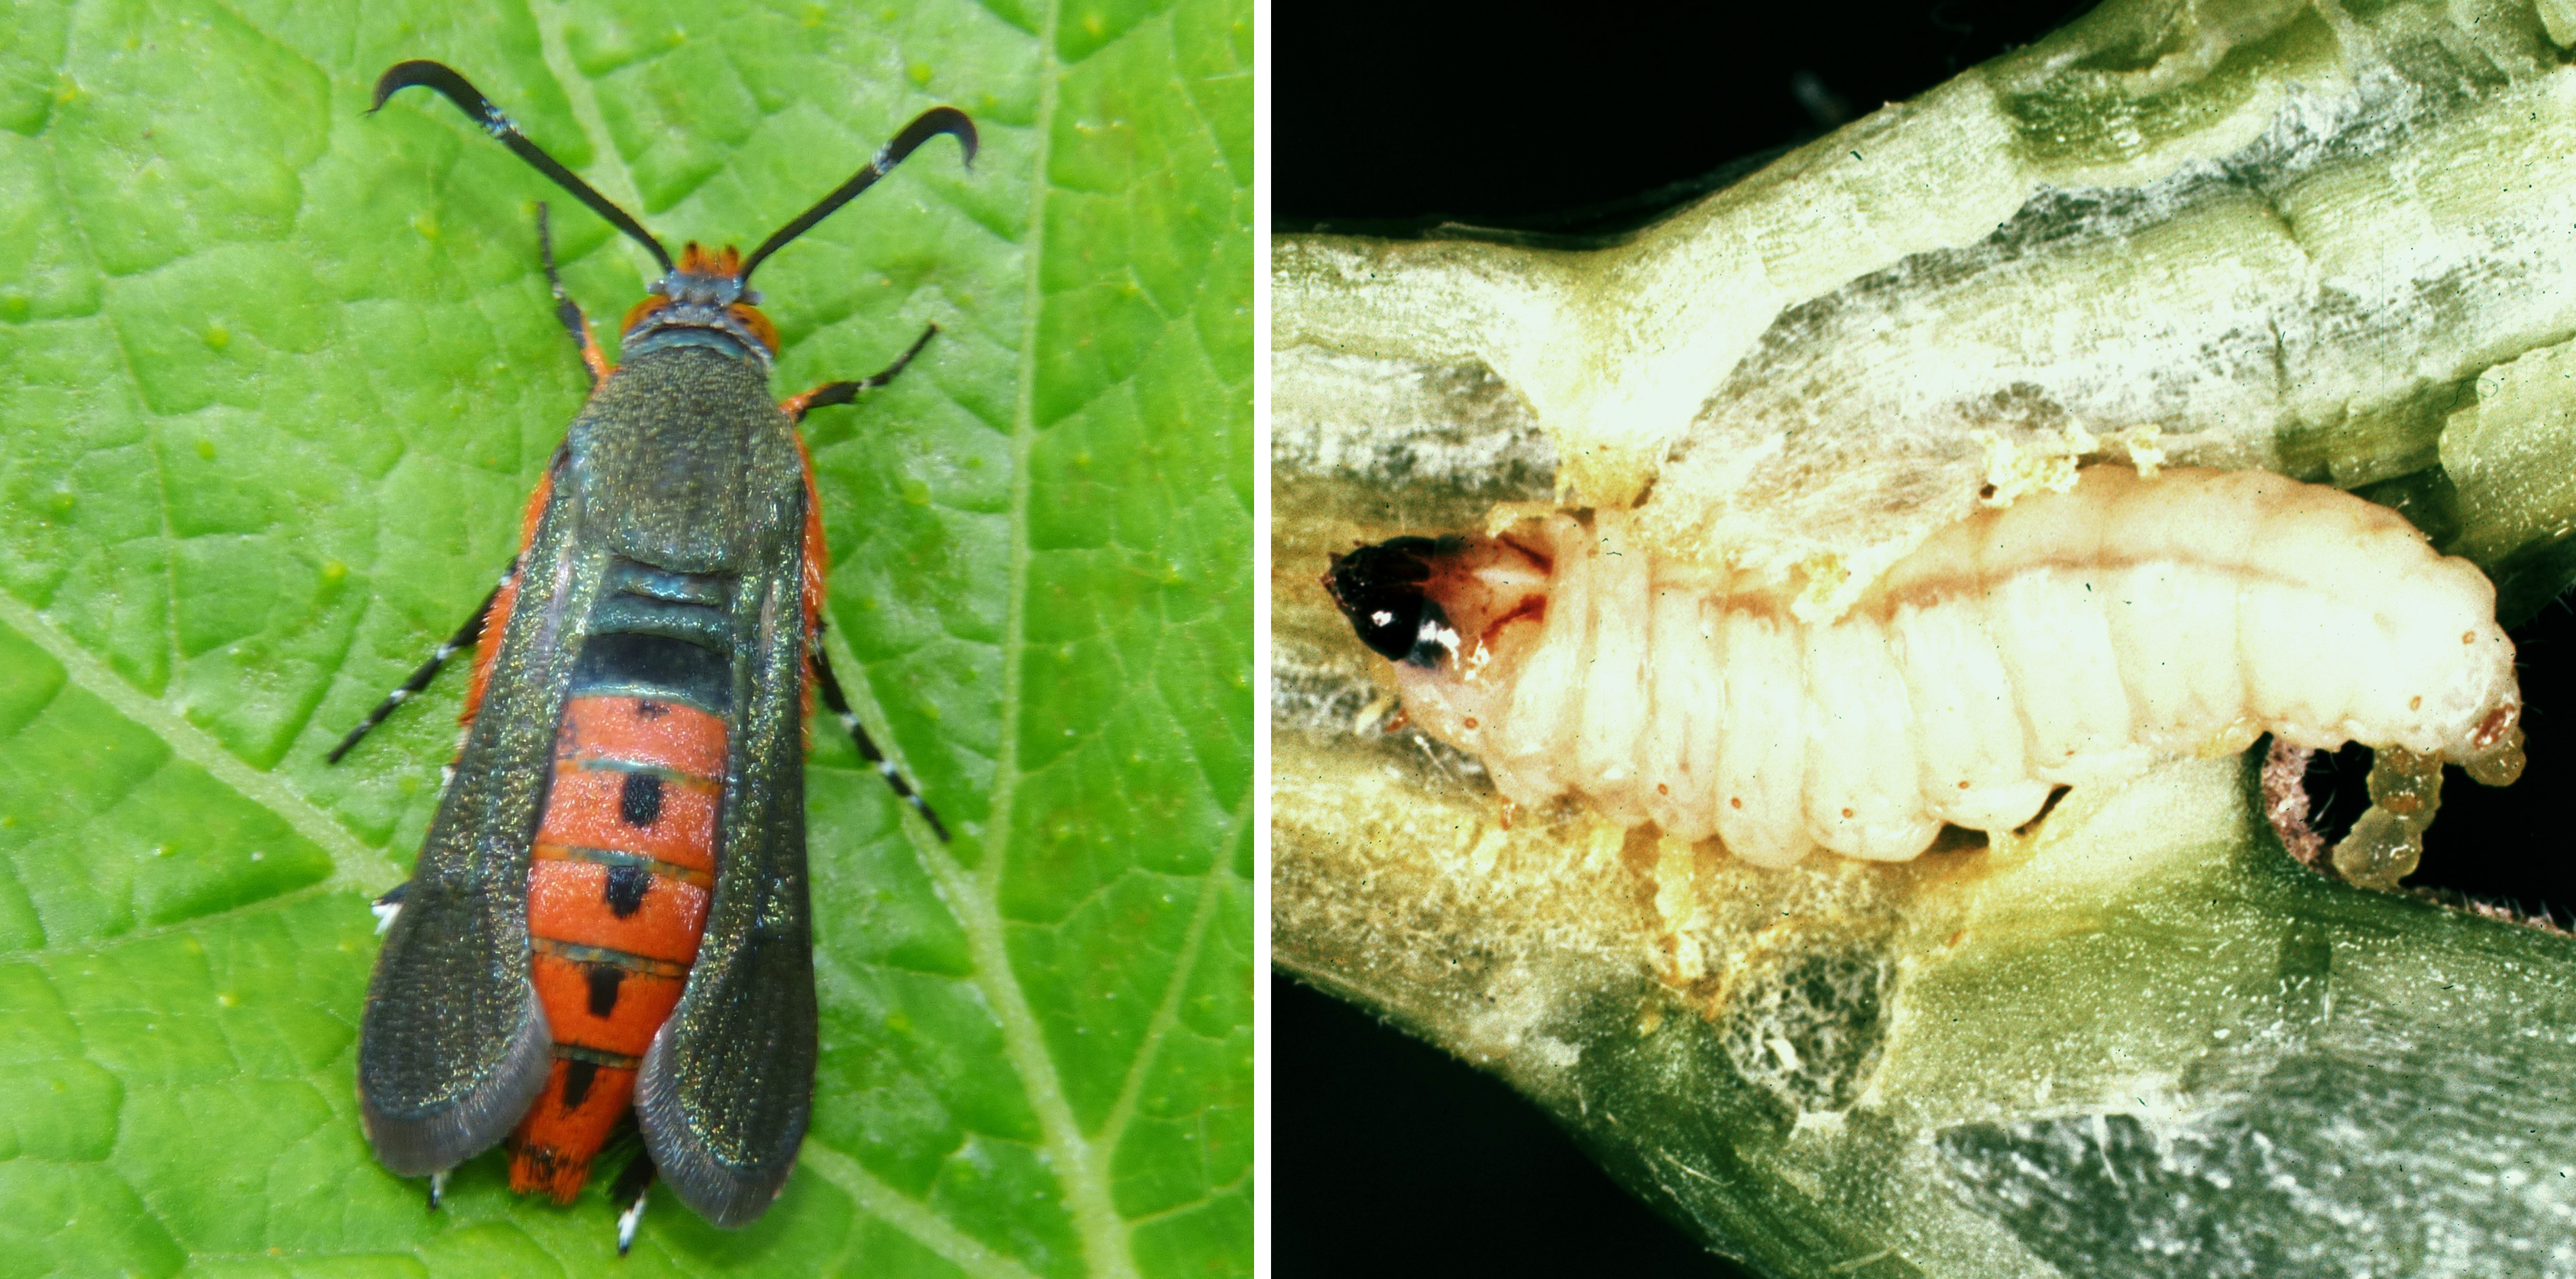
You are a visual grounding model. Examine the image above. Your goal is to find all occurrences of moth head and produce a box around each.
[624,243,781,361]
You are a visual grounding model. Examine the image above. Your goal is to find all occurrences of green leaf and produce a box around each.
[0,0,1251,1274]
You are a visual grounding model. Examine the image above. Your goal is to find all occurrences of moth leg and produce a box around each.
[779,323,939,422]
[812,634,950,841]
[325,562,515,763]
[368,881,409,935]
[609,1149,657,1255]
[427,1170,447,1212]
[535,202,613,387]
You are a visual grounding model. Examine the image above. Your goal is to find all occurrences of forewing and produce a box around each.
[357,458,603,1175]
[637,472,817,1227]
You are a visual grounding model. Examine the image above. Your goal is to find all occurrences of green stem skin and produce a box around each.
[1272,0,2576,1274]
[1276,736,2576,1276]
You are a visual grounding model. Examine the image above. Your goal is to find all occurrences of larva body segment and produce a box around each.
[1327,466,2524,875]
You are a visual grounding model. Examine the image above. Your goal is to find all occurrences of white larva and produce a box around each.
[1327,466,2525,885]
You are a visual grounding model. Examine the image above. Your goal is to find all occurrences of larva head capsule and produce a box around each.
[1323,537,1454,666]
[1325,534,1555,672]
[1324,530,1564,776]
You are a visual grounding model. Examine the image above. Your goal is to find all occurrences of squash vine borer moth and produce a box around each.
[336,60,972,1248]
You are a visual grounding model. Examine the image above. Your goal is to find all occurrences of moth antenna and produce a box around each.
[371,60,675,274]
[740,107,977,282]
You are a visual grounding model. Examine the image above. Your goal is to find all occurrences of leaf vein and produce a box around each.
[531,0,664,284]
[1093,852,1232,1156]
[0,595,396,893]
[799,1141,1052,1279]
[23,879,335,961]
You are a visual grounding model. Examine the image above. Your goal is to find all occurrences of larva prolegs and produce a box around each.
[1804,612,1939,860]
[1889,597,2052,832]
[2460,707,2527,786]
[1640,584,1724,841]
[1713,607,1813,868]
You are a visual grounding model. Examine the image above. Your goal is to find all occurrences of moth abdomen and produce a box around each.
[509,622,730,1202]
[1349,465,2525,881]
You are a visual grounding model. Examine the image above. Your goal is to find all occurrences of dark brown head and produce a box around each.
[1323,537,1463,667]
[1321,524,1561,752]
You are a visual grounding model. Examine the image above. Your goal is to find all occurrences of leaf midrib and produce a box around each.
[927,0,1148,1269]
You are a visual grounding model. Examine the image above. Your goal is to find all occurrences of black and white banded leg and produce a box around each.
[609,1150,657,1255]
[325,561,516,763]
[812,631,949,841]
[779,324,939,423]
[370,881,409,935]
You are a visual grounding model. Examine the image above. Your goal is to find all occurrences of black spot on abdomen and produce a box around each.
[619,771,663,828]
[561,1057,599,1110]
[587,963,626,1017]
[603,862,651,918]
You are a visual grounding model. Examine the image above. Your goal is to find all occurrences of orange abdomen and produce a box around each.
[508,693,728,1202]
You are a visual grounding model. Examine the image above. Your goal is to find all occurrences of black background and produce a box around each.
[1276,1,2106,235]
[1271,3,2576,1275]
